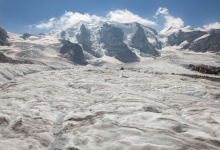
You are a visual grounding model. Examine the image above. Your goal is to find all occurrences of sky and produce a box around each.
[0,0,220,34]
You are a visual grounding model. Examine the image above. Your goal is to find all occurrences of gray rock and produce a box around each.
[99,23,139,63]
[60,40,88,65]
[183,30,220,53]
[76,24,100,58]
[21,33,32,40]
[210,29,220,34]
[0,27,10,46]
[187,64,220,75]
[131,23,160,57]
[60,31,66,39]
[168,30,206,46]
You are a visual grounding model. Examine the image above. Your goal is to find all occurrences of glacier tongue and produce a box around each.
[0,64,220,150]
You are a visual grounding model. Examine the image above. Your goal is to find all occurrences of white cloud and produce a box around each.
[36,17,56,29]
[155,7,184,32]
[32,9,156,30]
[155,7,169,16]
[107,9,156,25]
[25,25,33,28]
[203,22,220,30]
[54,12,103,30]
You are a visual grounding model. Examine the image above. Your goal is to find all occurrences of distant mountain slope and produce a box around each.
[1,22,220,66]
[131,23,160,57]
[0,27,10,46]
[161,27,220,53]
[58,21,162,60]
[183,29,220,53]
[76,24,100,58]
[167,30,206,46]
[99,23,139,63]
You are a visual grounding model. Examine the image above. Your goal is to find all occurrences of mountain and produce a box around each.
[58,21,162,61]
[167,30,206,46]
[1,21,220,67]
[183,29,220,53]
[0,21,164,65]
[161,26,220,53]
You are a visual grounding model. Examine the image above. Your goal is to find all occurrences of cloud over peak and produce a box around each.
[29,8,220,32]
[107,9,156,26]
[155,7,184,32]
[203,22,220,30]
[35,17,56,29]
[33,9,156,30]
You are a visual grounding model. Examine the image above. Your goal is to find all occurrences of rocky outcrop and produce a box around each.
[99,23,138,63]
[168,30,206,46]
[131,23,160,57]
[167,28,220,53]
[76,24,100,58]
[21,33,32,40]
[0,27,10,46]
[183,30,220,53]
[60,31,66,39]
[0,52,34,64]
[188,64,220,75]
[60,40,88,65]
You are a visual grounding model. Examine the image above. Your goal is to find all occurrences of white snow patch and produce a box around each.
[193,34,210,42]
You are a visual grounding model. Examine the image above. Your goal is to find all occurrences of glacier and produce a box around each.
[0,62,220,150]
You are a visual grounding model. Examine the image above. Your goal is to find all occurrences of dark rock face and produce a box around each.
[0,27,10,46]
[131,23,160,57]
[99,23,138,63]
[183,31,220,53]
[76,24,100,57]
[0,52,34,64]
[211,29,220,34]
[60,40,88,65]
[60,31,66,39]
[21,33,32,40]
[168,30,206,46]
[188,64,220,75]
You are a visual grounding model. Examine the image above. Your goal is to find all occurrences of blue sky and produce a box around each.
[0,0,220,34]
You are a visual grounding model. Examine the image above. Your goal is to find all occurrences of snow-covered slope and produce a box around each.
[58,21,162,60]
[0,31,80,69]
[58,21,161,50]
[1,21,219,66]
[0,21,164,66]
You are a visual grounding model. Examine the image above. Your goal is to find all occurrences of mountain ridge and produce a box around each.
[1,21,220,65]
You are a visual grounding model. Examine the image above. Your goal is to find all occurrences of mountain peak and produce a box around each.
[184,25,194,31]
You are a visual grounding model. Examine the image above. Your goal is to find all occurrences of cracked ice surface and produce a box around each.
[0,66,220,150]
